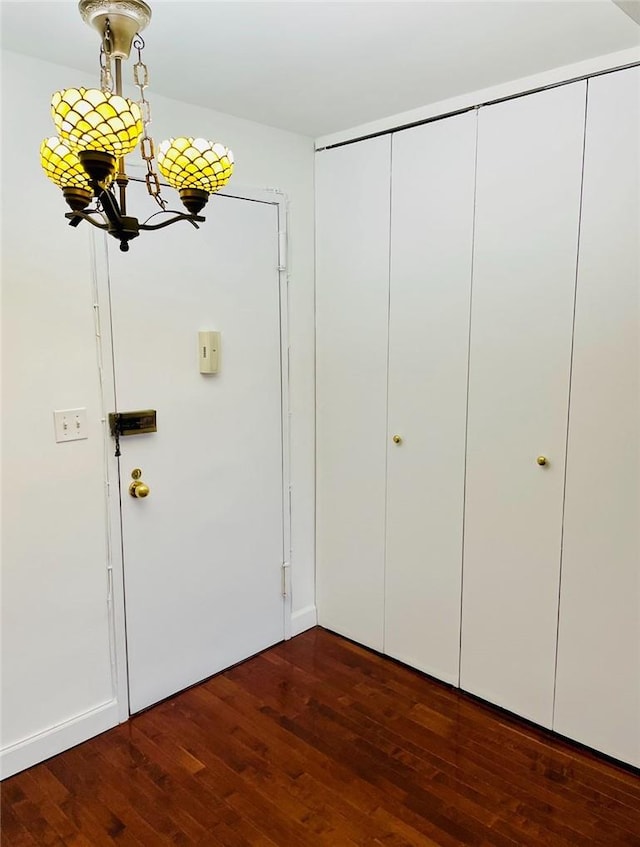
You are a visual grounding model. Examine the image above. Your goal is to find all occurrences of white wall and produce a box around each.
[0,49,316,777]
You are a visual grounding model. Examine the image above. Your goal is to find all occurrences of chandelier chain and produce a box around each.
[100,21,113,92]
[133,35,166,209]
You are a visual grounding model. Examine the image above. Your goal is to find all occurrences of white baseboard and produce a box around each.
[291,604,318,636]
[0,698,119,780]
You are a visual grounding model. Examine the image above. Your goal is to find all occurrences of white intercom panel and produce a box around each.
[199,331,220,374]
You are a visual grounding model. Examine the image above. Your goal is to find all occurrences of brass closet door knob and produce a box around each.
[392,435,402,444]
[129,467,150,498]
[537,456,548,466]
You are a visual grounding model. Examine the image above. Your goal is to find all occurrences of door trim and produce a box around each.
[92,186,293,724]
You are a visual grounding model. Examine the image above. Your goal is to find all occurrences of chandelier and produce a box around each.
[40,0,234,252]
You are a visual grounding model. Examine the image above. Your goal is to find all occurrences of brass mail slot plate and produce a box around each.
[109,410,157,437]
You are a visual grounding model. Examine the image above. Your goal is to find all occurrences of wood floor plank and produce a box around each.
[244,644,608,844]
[192,682,420,846]
[317,631,640,804]
[276,630,640,839]
[204,675,438,847]
[2,628,639,846]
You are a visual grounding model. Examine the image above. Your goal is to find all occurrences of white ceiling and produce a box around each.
[1,1,638,137]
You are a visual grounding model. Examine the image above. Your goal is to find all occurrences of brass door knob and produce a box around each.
[537,456,548,466]
[129,468,150,498]
[129,481,150,498]
[392,435,403,444]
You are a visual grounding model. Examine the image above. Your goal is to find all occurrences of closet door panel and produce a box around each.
[461,83,586,727]
[554,68,640,766]
[315,138,391,650]
[384,112,476,683]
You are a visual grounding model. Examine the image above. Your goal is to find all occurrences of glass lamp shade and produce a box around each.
[157,137,234,193]
[40,137,93,190]
[51,88,143,158]
[40,136,98,211]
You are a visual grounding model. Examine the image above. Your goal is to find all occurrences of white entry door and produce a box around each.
[104,190,286,713]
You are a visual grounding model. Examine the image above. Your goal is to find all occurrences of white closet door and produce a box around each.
[460,83,586,727]
[554,69,640,767]
[316,137,391,650]
[384,113,476,684]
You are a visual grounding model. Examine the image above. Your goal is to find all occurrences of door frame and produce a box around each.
[91,184,293,723]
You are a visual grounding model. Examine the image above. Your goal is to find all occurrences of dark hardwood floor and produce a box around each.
[2,627,639,846]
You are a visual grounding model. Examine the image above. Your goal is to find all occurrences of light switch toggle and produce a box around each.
[199,331,220,374]
[54,408,88,443]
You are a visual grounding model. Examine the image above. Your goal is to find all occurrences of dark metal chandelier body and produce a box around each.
[40,0,234,252]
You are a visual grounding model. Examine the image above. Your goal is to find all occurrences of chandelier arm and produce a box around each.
[97,187,124,224]
[141,209,206,225]
[65,211,109,231]
[139,213,205,232]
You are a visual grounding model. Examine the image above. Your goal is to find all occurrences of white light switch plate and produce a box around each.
[54,408,88,443]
